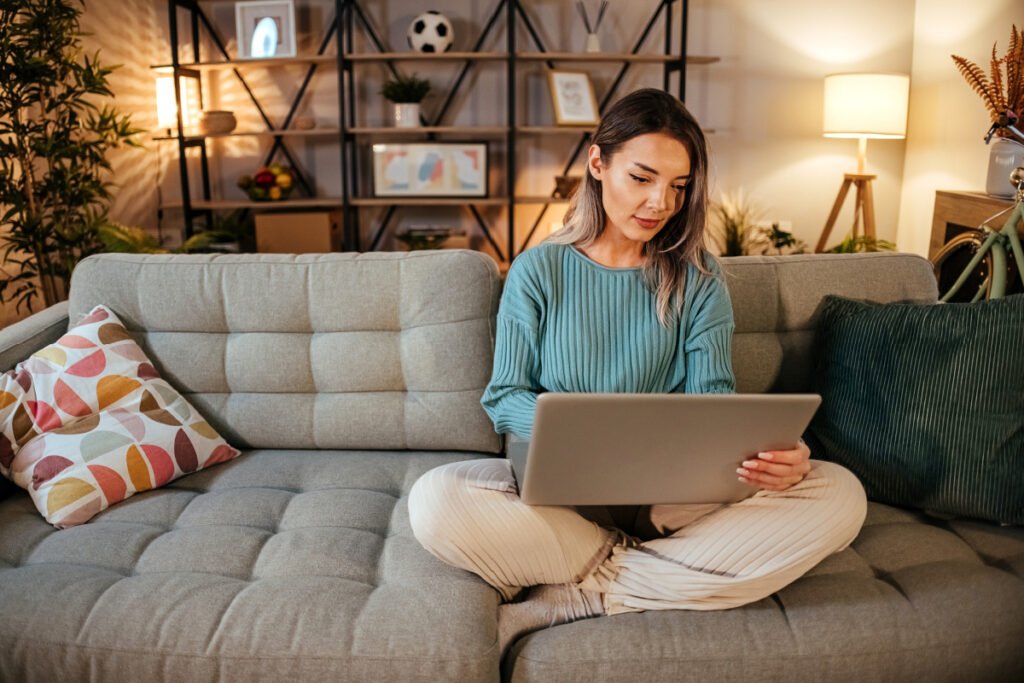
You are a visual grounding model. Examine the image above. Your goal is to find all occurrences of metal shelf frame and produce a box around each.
[161,0,698,261]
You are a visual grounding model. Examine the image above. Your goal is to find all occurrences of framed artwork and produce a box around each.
[547,70,600,126]
[372,143,489,198]
[236,0,296,59]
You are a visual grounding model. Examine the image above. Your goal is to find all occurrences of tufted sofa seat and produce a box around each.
[1,251,1023,682]
[503,502,1024,682]
[0,449,498,680]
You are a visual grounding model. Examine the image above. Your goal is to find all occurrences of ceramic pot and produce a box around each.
[986,137,1024,198]
[393,103,421,128]
[585,33,601,53]
[198,110,237,136]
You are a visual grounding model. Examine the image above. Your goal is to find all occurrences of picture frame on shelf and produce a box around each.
[371,142,488,198]
[547,70,600,126]
[235,0,296,59]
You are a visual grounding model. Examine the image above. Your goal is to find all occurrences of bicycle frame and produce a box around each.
[941,192,1024,302]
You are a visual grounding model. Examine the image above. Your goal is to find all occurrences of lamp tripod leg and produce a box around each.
[817,178,854,252]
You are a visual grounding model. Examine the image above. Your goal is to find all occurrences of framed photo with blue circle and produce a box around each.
[236,0,296,59]
[371,142,489,198]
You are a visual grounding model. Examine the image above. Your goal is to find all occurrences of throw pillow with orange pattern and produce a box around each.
[0,305,239,527]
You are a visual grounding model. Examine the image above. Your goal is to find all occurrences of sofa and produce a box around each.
[0,250,1021,682]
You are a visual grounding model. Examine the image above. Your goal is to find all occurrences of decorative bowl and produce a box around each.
[198,110,237,136]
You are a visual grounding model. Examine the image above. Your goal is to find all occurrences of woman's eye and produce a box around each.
[673,185,686,192]
[630,174,648,183]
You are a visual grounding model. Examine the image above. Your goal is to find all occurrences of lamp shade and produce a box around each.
[823,73,909,139]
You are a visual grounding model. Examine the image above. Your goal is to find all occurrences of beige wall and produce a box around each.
[5,1,1017,327]
[896,0,1022,256]
[0,0,164,327]
[689,0,915,251]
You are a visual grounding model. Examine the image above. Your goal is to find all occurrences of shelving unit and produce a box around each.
[157,0,718,262]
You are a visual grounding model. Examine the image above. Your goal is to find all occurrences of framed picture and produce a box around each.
[547,70,600,126]
[372,143,489,198]
[236,0,296,59]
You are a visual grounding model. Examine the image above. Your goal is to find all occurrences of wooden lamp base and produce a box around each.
[815,172,877,252]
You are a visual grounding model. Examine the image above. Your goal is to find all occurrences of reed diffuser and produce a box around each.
[576,1,609,53]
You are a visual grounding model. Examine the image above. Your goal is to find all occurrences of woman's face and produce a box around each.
[587,132,692,245]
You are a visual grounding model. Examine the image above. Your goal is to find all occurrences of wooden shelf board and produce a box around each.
[351,197,506,206]
[192,198,344,210]
[154,128,342,142]
[517,52,719,64]
[339,52,719,64]
[345,51,508,62]
[517,126,596,135]
[348,126,509,136]
[191,196,577,209]
[516,126,715,135]
[152,55,337,71]
[515,196,572,204]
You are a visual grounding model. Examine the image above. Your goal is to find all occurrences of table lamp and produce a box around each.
[816,73,910,252]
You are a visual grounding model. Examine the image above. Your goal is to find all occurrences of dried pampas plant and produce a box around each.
[951,25,1024,140]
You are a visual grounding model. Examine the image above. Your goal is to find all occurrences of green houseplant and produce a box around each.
[710,190,760,256]
[381,73,431,128]
[0,0,140,312]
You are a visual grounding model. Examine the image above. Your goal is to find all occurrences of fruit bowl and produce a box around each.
[237,165,295,201]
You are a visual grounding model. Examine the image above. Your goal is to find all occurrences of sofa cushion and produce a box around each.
[66,252,502,453]
[808,294,1024,525]
[0,450,501,682]
[720,253,937,393]
[0,305,239,527]
[504,503,1024,682]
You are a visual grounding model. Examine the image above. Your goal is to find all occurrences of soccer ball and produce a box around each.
[407,11,454,53]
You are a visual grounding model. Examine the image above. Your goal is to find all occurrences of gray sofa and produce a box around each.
[0,250,1021,682]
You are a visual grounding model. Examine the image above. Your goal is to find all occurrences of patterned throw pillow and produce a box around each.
[0,305,239,527]
[807,294,1024,525]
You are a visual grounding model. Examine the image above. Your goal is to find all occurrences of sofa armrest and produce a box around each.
[0,301,69,372]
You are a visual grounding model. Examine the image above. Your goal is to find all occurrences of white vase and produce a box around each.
[986,137,1024,198]
[393,103,421,128]
[585,33,601,53]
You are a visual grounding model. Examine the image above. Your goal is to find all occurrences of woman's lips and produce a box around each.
[633,216,661,229]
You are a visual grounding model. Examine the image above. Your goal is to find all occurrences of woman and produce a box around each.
[408,88,867,649]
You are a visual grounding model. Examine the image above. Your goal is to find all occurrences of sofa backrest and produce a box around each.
[68,251,502,453]
[721,252,938,392]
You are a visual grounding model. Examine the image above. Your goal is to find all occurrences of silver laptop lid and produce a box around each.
[511,393,821,506]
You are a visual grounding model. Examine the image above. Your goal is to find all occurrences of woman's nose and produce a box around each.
[647,185,671,211]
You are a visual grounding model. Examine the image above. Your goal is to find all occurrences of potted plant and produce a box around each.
[710,190,760,256]
[381,73,431,128]
[0,0,140,313]
[952,25,1024,197]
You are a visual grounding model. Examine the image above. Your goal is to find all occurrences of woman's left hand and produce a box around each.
[737,439,811,492]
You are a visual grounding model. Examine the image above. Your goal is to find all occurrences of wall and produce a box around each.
[689,0,915,251]
[167,0,918,256]
[0,0,164,327]
[896,0,1023,256]
[11,1,1003,326]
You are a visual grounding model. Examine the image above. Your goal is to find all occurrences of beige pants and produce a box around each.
[408,457,867,615]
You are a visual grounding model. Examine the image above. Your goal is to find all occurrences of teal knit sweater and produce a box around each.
[481,242,736,438]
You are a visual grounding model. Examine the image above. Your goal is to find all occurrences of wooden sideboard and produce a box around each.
[930,190,1014,260]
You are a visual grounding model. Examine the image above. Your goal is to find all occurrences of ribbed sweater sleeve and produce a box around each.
[480,262,543,439]
[682,261,736,394]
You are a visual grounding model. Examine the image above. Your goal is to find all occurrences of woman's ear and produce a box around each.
[586,143,603,181]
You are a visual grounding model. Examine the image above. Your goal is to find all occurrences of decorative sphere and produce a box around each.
[407,11,454,53]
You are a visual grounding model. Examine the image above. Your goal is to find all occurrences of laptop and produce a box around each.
[508,393,822,506]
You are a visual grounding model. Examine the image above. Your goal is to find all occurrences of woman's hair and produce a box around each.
[546,87,712,327]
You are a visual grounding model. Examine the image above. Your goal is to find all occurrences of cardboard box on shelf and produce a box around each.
[255,212,342,253]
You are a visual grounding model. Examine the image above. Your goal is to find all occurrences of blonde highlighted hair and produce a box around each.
[546,88,713,327]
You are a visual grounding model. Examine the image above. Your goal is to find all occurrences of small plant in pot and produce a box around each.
[381,73,431,128]
[0,0,141,312]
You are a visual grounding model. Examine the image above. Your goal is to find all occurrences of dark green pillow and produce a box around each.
[808,294,1024,525]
